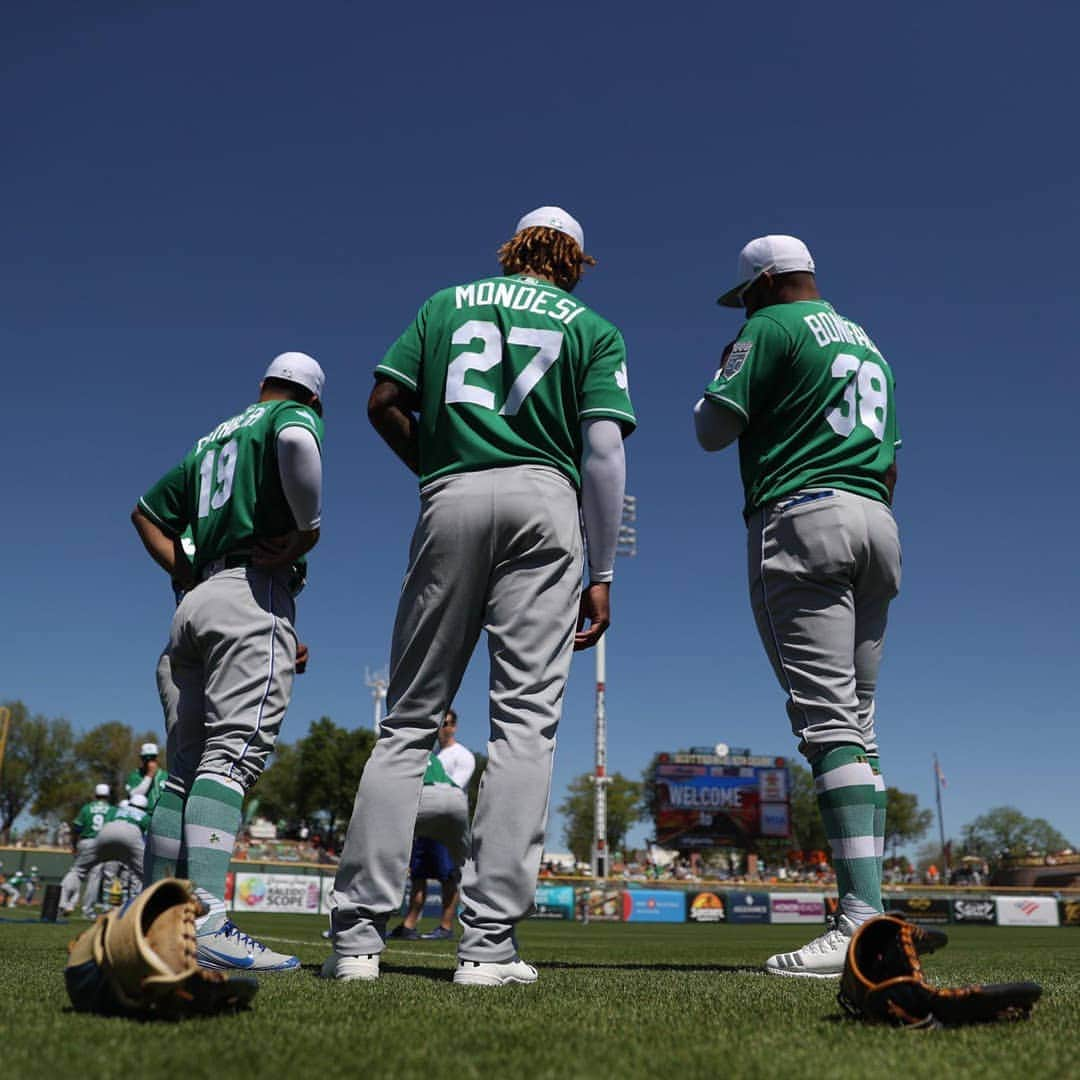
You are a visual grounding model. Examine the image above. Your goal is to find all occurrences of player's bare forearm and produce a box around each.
[368,377,420,475]
[575,582,611,651]
[885,462,898,504]
[131,506,195,588]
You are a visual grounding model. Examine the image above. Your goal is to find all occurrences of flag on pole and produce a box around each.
[934,757,947,788]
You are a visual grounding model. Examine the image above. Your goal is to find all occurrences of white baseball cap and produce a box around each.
[718,235,816,307]
[515,206,585,251]
[263,352,325,400]
[95,783,110,797]
[140,742,158,758]
[130,793,149,809]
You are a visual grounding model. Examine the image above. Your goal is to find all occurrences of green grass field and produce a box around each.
[1,913,1077,1079]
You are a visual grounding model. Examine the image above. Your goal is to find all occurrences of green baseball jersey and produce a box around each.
[125,767,168,811]
[74,799,112,839]
[105,804,151,833]
[422,753,457,787]
[138,400,324,577]
[376,274,636,487]
[704,299,900,516]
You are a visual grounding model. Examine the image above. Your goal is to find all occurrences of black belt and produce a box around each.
[200,552,305,597]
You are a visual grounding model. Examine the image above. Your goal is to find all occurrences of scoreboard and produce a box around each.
[653,751,790,849]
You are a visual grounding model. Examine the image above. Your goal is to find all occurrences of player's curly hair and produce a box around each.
[497,226,596,292]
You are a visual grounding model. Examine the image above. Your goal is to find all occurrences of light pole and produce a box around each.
[365,667,388,732]
[591,495,637,880]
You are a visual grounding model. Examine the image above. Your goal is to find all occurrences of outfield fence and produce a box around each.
[4,847,1078,927]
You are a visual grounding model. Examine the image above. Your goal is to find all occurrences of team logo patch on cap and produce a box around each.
[722,341,752,378]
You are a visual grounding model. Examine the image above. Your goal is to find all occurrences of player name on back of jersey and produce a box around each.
[454,279,586,325]
[196,404,269,452]
[801,309,881,355]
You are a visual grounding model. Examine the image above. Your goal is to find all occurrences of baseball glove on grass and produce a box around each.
[838,914,1041,1028]
[65,878,257,1019]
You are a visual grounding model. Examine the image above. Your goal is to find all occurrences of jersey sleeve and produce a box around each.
[579,326,636,434]
[375,300,430,392]
[273,402,324,446]
[138,462,190,538]
[703,314,790,422]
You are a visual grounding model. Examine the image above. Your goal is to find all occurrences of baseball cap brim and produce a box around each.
[717,281,750,308]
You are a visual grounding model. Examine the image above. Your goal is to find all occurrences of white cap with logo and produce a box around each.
[718,235,815,307]
[263,352,325,400]
[515,206,585,251]
[140,742,159,758]
[95,783,110,798]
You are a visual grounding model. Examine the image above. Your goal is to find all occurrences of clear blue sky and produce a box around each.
[4,2,1077,855]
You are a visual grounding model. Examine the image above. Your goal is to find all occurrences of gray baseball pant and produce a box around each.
[331,465,583,962]
[158,567,298,793]
[415,783,470,867]
[59,837,97,912]
[747,488,901,761]
[95,821,146,881]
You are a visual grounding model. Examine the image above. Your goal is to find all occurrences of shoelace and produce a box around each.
[219,921,266,953]
[803,928,846,955]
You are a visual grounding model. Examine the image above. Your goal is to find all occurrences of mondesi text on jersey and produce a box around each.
[454,280,586,325]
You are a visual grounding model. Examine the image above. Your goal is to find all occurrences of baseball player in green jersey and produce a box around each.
[695,235,901,978]
[325,207,635,986]
[125,742,167,812]
[132,351,325,973]
[59,783,113,916]
[85,792,153,906]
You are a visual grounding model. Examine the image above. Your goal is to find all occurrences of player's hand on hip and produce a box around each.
[295,642,309,674]
[574,583,611,651]
[252,528,320,569]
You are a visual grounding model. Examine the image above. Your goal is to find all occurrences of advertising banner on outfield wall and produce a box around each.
[995,896,1060,927]
[769,893,825,924]
[233,873,322,915]
[687,890,726,922]
[622,889,687,923]
[579,886,622,921]
[885,897,951,924]
[533,884,575,920]
[951,899,997,924]
[727,891,770,924]
[1059,900,1080,927]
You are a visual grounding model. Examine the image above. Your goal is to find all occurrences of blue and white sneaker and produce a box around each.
[196,919,301,973]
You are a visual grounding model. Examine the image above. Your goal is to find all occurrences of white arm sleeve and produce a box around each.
[580,418,626,584]
[694,396,746,451]
[277,426,323,530]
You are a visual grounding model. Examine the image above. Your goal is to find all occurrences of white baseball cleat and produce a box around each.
[196,919,300,973]
[320,951,380,981]
[765,913,858,978]
[453,956,538,987]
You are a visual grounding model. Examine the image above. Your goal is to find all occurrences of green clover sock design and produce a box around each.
[183,775,244,906]
[813,744,882,917]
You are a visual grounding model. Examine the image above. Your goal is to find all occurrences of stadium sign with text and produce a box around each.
[653,751,790,849]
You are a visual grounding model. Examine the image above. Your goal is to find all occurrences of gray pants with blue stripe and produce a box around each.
[748,488,901,762]
[331,465,583,963]
[157,567,298,792]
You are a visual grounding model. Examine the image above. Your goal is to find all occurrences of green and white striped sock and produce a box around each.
[813,744,882,922]
[146,779,186,883]
[868,755,887,881]
[183,773,244,925]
